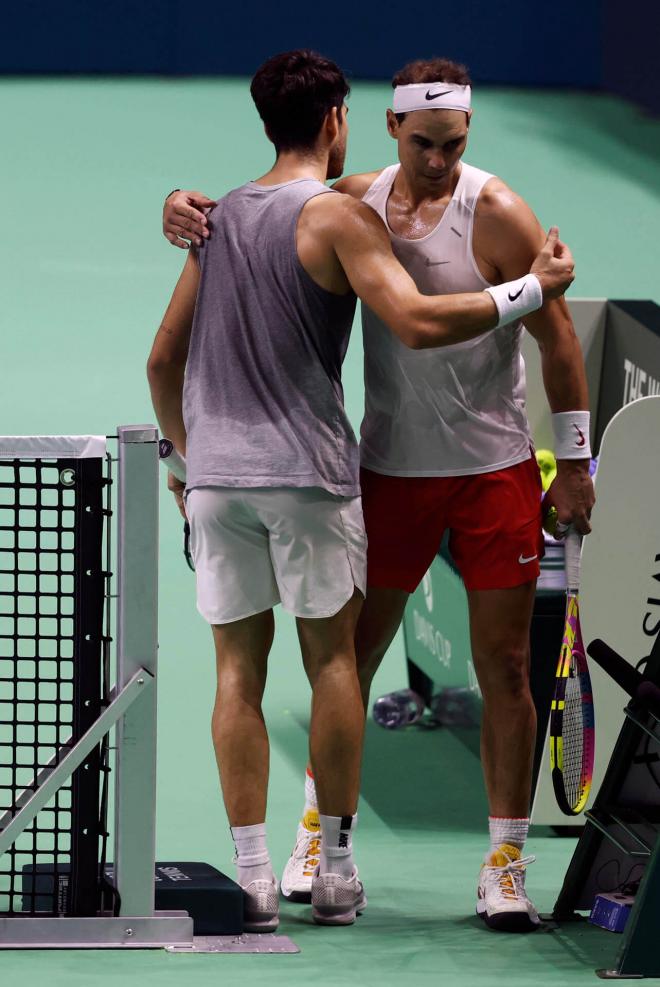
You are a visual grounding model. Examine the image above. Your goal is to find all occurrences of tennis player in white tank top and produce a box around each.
[164,56,595,934]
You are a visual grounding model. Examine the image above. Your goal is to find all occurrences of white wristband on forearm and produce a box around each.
[552,411,592,459]
[158,438,187,482]
[485,274,543,329]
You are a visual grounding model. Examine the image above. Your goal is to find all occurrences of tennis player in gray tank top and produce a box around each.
[184,177,359,496]
[147,50,574,933]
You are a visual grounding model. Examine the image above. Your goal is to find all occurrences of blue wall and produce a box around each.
[603,0,660,114]
[3,0,602,85]
[2,0,659,115]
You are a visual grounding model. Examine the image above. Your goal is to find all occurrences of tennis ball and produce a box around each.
[543,503,558,536]
[536,448,557,492]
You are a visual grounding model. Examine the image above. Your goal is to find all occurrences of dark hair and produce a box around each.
[391,58,472,123]
[250,50,350,153]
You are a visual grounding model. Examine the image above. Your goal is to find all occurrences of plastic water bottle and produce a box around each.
[429,687,477,727]
[372,689,425,729]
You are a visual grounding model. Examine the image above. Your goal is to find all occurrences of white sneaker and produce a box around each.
[280,810,321,903]
[242,876,280,933]
[476,844,541,933]
[312,869,367,926]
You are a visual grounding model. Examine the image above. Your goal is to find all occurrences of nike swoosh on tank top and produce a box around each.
[360,162,532,477]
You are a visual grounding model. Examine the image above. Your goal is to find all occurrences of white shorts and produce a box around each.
[183,487,367,624]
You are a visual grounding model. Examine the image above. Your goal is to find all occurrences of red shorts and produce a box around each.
[361,455,545,593]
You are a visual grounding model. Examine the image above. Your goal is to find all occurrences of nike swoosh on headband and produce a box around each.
[508,286,525,301]
[425,89,454,101]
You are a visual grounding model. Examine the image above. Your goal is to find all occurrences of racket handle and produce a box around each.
[564,529,582,592]
[158,438,187,483]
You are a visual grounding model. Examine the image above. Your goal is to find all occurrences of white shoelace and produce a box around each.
[486,853,536,900]
[294,831,321,875]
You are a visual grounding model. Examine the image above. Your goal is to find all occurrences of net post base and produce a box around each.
[0,911,194,949]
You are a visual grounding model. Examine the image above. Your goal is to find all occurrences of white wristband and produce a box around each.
[552,411,592,460]
[158,438,187,482]
[485,274,543,329]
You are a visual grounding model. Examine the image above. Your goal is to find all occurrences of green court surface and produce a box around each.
[2,77,660,985]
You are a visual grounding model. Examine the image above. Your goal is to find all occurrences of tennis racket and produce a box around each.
[158,439,195,572]
[549,528,595,815]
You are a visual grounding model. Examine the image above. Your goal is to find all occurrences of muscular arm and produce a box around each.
[475,180,588,412]
[474,180,594,531]
[330,171,382,199]
[325,195,499,348]
[146,249,200,455]
[162,171,379,245]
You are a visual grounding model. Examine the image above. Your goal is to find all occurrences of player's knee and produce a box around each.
[356,639,387,681]
[480,646,530,705]
[303,646,357,689]
[216,663,267,705]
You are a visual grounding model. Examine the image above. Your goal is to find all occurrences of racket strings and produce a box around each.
[562,660,586,803]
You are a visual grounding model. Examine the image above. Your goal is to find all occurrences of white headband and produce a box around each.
[392,83,472,114]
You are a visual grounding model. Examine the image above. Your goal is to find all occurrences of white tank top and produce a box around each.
[360,162,532,476]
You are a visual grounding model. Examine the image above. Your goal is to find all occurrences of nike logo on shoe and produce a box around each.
[425,89,454,100]
[508,286,525,301]
[573,424,586,447]
[518,554,538,564]
[426,259,451,266]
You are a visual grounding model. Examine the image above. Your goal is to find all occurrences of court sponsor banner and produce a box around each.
[595,302,660,450]
[403,552,478,697]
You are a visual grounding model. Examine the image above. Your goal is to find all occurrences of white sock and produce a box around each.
[303,768,319,823]
[319,813,356,880]
[487,816,530,859]
[231,822,274,886]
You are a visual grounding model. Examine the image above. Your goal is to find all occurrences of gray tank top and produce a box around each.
[183,178,359,496]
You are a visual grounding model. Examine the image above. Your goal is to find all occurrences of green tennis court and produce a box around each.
[2,76,660,986]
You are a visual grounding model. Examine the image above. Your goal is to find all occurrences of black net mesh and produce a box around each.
[0,453,106,916]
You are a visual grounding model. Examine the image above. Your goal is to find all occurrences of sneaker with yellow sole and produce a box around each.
[280,810,321,903]
[476,843,541,932]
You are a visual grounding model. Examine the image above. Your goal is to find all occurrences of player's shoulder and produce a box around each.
[305,187,379,223]
[475,175,540,242]
[331,169,385,199]
[476,176,530,220]
[298,188,380,245]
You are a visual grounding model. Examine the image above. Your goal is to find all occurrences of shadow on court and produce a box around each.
[359,719,489,832]
[446,913,617,979]
[504,90,660,203]
[267,710,489,833]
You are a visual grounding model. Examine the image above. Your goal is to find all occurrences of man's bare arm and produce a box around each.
[325,196,572,349]
[475,180,594,532]
[476,181,588,409]
[162,171,381,247]
[146,249,200,455]
[330,171,383,199]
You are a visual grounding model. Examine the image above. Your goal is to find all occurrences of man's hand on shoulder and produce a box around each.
[475,178,546,279]
[475,180,574,303]
[163,190,216,249]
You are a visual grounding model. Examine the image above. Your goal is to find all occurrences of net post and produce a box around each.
[113,425,159,916]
